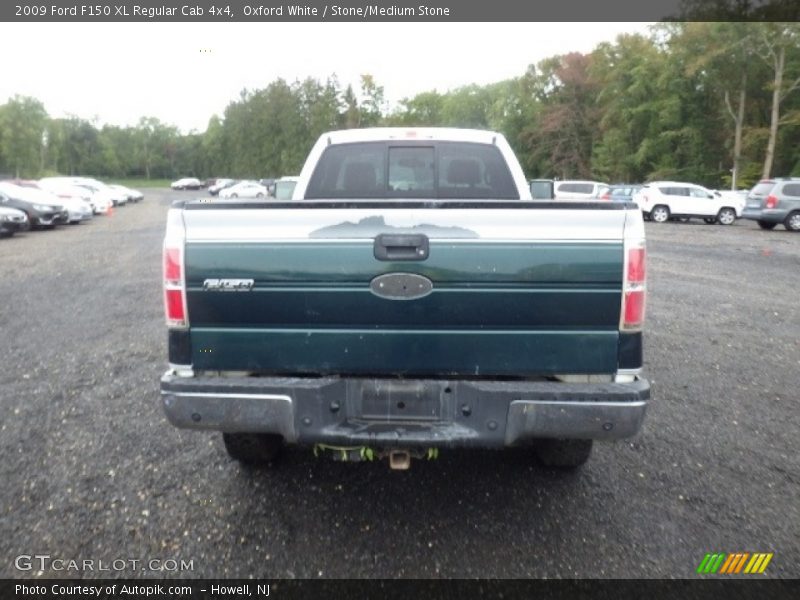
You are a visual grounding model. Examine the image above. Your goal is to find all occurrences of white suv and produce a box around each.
[633,182,744,225]
[553,180,609,200]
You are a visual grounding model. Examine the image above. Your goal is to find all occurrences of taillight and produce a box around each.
[627,247,646,282]
[165,288,186,322]
[621,243,646,331]
[600,192,611,200]
[164,247,181,281]
[163,242,188,328]
[765,194,778,209]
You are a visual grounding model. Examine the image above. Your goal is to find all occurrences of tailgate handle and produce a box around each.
[373,234,429,261]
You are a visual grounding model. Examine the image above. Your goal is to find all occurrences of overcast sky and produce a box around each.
[1,22,654,133]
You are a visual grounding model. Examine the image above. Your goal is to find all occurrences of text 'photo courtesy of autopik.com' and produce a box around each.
[1,0,799,598]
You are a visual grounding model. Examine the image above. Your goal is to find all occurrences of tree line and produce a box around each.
[1,22,798,189]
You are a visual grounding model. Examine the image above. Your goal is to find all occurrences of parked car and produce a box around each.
[633,182,744,225]
[273,176,299,200]
[715,189,748,201]
[71,177,128,205]
[208,179,236,196]
[72,184,115,213]
[39,177,122,210]
[553,180,610,200]
[171,177,204,190]
[608,184,643,203]
[529,179,555,200]
[14,181,93,223]
[5,179,41,190]
[0,203,30,237]
[741,178,800,232]
[37,180,101,214]
[0,182,68,228]
[49,193,93,223]
[78,183,124,209]
[593,184,612,200]
[108,184,144,203]
[218,180,268,199]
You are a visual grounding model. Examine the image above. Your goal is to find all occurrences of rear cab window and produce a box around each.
[304,141,519,200]
[388,147,434,194]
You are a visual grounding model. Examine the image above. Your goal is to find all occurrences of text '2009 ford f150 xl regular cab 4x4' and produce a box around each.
[160,128,650,470]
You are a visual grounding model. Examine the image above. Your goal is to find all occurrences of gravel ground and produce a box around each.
[0,191,798,579]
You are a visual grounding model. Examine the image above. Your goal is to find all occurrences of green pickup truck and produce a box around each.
[160,128,650,470]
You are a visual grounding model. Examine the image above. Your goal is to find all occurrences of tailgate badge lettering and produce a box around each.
[203,278,254,292]
[370,273,433,300]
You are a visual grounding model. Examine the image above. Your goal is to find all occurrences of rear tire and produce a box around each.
[784,211,800,232]
[534,439,593,469]
[758,220,777,230]
[651,205,670,223]
[717,207,736,225]
[223,433,283,465]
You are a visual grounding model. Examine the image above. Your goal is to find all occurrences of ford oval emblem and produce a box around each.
[370,273,433,300]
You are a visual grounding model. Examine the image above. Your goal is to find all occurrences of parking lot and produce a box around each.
[1,189,798,579]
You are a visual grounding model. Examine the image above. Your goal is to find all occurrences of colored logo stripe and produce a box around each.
[698,553,773,574]
[697,553,726,574]
[744,553,773,574]
[719,553,736,574]
[724,553,750,573]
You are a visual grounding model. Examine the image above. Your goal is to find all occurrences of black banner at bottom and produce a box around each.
[3,579,800,600]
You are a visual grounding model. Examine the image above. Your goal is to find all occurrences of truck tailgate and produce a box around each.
[181,204,625,376]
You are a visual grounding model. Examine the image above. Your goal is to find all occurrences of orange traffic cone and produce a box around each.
[107,203,114,217]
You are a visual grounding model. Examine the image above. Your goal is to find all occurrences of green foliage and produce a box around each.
[358,74,385,127]
[389,91,444,126]
[0,95,48,177]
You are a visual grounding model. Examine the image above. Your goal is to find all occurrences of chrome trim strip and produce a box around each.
[616,368,643,376]
[160,391,292,402]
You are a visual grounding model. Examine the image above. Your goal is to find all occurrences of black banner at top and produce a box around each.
[3,0,800,22]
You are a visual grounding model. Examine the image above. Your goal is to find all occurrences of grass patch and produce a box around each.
[103,178,173,188]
